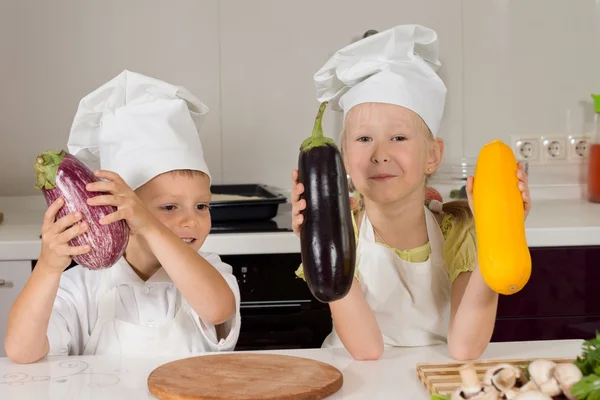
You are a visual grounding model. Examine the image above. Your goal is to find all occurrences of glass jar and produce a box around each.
[428,157,477,202]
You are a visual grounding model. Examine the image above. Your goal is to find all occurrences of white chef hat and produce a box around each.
[314,24,447,136]
[67,70,211,190]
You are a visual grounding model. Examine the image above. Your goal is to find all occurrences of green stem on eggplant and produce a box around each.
[34,150,67,190]
[300,102,336,152]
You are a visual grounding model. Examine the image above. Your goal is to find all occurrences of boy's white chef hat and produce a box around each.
[314,24,447,136]
[67,70,211,190]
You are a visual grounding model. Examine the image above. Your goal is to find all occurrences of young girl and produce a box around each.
[5,71,241,363]
[292,25,531,361]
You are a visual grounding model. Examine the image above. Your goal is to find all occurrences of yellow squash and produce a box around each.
[473,139,532,295]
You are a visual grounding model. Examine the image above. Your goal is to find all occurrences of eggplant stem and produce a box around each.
[311,102,327,139]
[300,102,336,151]
[34,150,66,190]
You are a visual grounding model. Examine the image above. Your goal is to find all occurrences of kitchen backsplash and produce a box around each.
[1,0,599,196]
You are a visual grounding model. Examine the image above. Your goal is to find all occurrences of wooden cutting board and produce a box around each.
[416,357,575,396]
[147,353,343,400]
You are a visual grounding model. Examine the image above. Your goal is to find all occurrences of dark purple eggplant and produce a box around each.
[298,102,356,303]
[34,150,129,270]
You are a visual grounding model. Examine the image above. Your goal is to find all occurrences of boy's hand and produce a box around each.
[466,161,531,221]
[86,170,157,235]
[39,198,91,273]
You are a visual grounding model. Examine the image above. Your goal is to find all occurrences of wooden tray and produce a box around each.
[147,353,343,400]
[416,357,575,396]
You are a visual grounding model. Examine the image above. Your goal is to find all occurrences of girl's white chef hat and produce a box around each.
[314,24,447,136]
[67,70,211,190]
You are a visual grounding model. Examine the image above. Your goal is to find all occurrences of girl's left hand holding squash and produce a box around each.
[466,161,531,221]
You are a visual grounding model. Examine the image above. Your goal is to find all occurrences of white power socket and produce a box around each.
[510,134,591,164]
[541,136,568,162]
[511,136,541,163]
[568,136,591,160]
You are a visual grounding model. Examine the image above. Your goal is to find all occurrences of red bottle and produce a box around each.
[589,94,600,203]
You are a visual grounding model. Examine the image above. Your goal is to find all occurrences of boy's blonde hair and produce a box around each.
[339,116,473,234]
[135,169,210,193]
[168,169,209,180]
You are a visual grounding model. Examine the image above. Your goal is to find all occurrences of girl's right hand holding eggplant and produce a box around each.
[38,197,91,274]
[291,169,357,237]
[291,169,306,236]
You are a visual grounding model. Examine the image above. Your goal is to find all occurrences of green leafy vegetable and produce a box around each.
[572,332,600,399]
[571,374,600,399]
[430,394,451,400]
[575,333,600,376]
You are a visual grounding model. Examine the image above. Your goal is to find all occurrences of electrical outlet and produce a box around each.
[511,136,540,163]
[541,136,567,162]
[568,136,591,161]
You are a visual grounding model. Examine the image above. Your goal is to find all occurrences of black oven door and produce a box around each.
[220,253,333,351]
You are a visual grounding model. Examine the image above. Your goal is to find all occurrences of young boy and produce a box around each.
[5,70,241,363]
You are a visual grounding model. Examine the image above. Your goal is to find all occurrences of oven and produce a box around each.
[220,253,332,351]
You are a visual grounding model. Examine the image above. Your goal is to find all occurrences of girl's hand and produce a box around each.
[466,161,531,221]
[291,169,306,237]
[39,198,91,273]
[85,170,157,235]
[516,161,531,220]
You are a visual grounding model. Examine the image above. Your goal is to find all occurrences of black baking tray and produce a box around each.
[209,184,287,223]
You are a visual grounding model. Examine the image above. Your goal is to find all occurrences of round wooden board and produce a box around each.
[147,353,343,400]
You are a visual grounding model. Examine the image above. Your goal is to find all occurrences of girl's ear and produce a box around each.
[426,138,444,175]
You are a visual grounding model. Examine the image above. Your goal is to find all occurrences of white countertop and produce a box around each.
[1,191,599,261]
[0,340,584,400]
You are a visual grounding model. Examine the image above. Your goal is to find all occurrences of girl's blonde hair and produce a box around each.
[340,116,473,234]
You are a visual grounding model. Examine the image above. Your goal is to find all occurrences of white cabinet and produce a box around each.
[0,261,31,357]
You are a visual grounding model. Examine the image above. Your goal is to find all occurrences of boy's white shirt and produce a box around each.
[46,250,241,356]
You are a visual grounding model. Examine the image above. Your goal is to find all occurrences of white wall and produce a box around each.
[0,1,222,195]
[1,0,599,196]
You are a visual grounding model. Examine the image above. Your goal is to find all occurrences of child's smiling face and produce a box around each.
[135,170,212,252]
[342,102,443,205]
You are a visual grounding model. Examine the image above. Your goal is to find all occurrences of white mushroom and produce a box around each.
[512,391,552,400]
[553,363,584,400]
[502,380,541,400]
[517,381,539,392]
[483,364,531,399]
[527,360,562,397]
[483,364,519,390]
[498,388,518,400]
[451,363,500,400]
[451,386,499,400]
[459,363,484,396]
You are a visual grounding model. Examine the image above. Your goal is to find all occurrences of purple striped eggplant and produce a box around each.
[298,102,356,303]
[34,150,129,270]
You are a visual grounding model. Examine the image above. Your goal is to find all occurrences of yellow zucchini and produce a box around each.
[473,139,531,295]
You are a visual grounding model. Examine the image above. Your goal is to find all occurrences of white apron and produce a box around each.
[83,270,209,356]
[323,205,451,348]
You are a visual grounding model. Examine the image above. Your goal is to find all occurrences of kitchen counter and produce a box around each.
[1,194,600,261]
[0,339,584,400]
